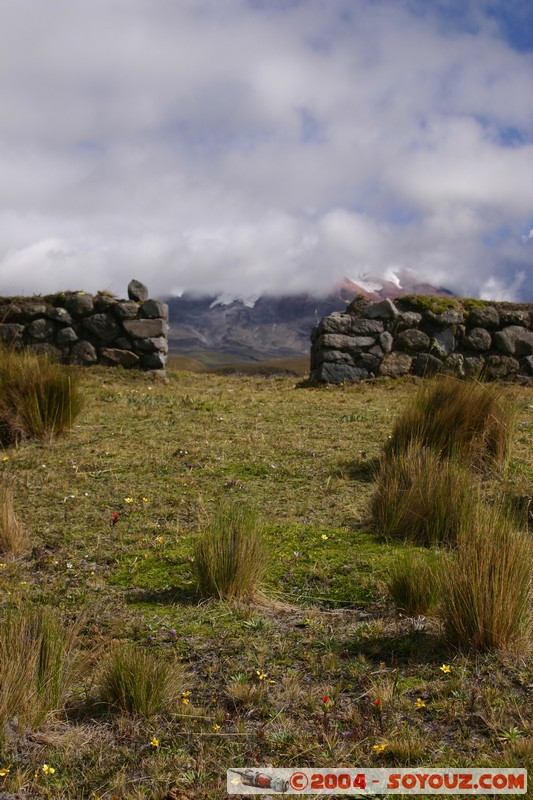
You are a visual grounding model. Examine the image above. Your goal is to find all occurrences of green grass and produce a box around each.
[0,366,530,798]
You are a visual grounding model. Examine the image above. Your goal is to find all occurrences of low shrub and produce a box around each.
[0,480,28,555]
[370,444,480,546]
[193,503,269,599]
[385,376,515,473]
[99,645,184,717]
[385,550,440,616]
[0,347,84,444]
[0,607,79,733]
[441,504,532,652]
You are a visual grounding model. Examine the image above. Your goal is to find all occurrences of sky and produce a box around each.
[0,0,532,301]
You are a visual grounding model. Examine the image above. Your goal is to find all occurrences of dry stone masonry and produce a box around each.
[310,295,533,383]
[0,280,168,374]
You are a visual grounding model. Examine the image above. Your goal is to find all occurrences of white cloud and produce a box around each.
[0,0,532,301]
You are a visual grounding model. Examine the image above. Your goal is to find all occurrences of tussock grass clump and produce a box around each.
[0,607,78,733]
[385,376,515,473]
[0,347,84,444]
[193,503,269,599]
[0,480,28,555]
[99,645,184,717]
[370,445,480,546]
[442,505,533,652]
[385,551,440,616]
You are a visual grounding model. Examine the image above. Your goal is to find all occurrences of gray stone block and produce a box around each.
[424,309,464,327]
[46,307,72,324]
[83,313,121,342]
[65,293,94,316]
[395,328,431,352]
[431,329,455,357]
[313,313,353,337]
[56,326,78,346]
[133,336,168,354]
[363,298,399,319]
[357,352,382,373]
[20,302,48,319]
[28,318,56,340]
[463,356,484,377]
[123,318,168,338]
[494,326,533,356]
[313,362,368,383]
[443,353,465,377]
[379,352,413,377]
[128,279,149,302]
[462,327,492,351]
[140,352,167,370]
[71,340,98,364]
[395,311,423,331]
[412,353,443,377]
[29,343,62,359]
[0,323,24,343]
[468,306,500,328]
[379,331,393,352]
[100,348,140,368]
[485,355,520,379]
[351,319,384,334]
[141,299,169,320]
[114,301,140,319]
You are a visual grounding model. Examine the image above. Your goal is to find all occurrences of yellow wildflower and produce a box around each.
[143,497,149,504]
[256,670,268,681]
[125,497,134,504]
[415,697,426,709]
[321,534,328,541]
[440,663,452,674]
[2,456,9,462]
[150,736,159,748]
[42,764,55,775]
[180,691,191,705]
[0,765,11,777]
[372,743,387,754]
[212,724,221,731]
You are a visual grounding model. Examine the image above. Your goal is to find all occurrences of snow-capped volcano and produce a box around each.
[165,274,453,362]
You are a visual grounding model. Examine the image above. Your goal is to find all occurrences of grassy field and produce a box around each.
[0,365,532,799]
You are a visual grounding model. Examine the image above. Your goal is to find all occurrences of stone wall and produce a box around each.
[310,295,533,383]
[0,279,168,373]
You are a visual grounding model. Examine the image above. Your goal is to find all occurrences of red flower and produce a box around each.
[112,512,119,526]
[322,696,330,704]
[375,698,381,707]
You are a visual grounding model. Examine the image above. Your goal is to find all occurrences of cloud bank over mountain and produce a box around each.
[0,0,532,300]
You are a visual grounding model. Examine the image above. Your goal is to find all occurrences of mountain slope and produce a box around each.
[165,276,453,362]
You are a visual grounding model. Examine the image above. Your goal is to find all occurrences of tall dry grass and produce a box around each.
[370,444,480,546]
[385,550,440,616]
[0,480,28,556]
[0,607,79,734]
[0,347,84,444]
[98,645,184,717]
[385,376,515,473]
[441,504,532,652]
[193,503,269,599]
